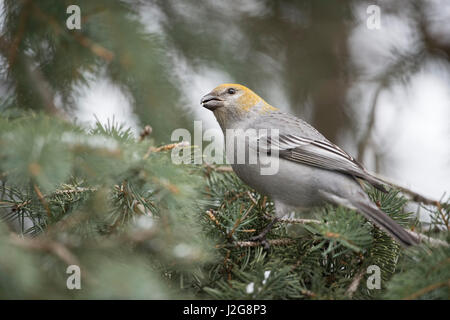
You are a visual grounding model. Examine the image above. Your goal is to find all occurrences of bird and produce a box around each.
[200,83,417,247]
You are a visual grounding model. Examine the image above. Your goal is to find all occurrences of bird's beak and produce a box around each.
[200,92,224,111]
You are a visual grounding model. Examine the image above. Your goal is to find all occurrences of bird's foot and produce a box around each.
[249,233,270,250]
[249,218,278,250]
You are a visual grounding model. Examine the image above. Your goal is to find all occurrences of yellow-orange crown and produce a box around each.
[212,83,278,113]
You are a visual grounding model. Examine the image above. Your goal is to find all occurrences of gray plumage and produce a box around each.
[201,84,418,247]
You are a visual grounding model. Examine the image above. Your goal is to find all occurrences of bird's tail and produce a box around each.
[352,201,418,247]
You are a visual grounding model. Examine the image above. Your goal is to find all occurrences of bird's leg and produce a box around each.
[249,217,279,249]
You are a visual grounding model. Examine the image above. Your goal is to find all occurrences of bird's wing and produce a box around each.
[259,133,387,192]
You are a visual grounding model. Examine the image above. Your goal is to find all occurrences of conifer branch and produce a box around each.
[346,268,366,298]
[143,141,190,159]
[405,230,448,247]
[217,238,297,248]
[138,125,152,142]
[9,232,79,266]
[403,280,450,300]
[30,1,114,62]
[278,217,321,225]
[357,85,383,162]
[228,203,255,239]
[33,184,52,218]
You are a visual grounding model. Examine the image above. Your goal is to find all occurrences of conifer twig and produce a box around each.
[30,2,114,62]
[206,210,222,228]
[261,212,320,225]
[346,268,366,298]
[72,32,114,61]
[246,191,258,206]
[405,230,448,247]
[217,238,296,248]
[33,184,52,218]
[9,232,95,284]
[9,232,79,266]
[403,280,450,300]
[300,289,317,298]
[214,166,234,172]
[203,164,234,173]
[138,125,152,142]
[228,203,255,239]
[2,185,96,213]
[357,85,383,162]
[143,141,190,159]
[7,0,30,66]
[279,217,321,224]
[53,187,97,196]
[435,202,449,230]
[262,217,448,247]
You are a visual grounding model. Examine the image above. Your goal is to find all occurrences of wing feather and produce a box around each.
[260,134,386,192]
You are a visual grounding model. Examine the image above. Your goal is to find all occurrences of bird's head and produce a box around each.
[201,83,278,129]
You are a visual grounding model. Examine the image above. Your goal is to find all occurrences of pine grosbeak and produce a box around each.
[201,83,417,247]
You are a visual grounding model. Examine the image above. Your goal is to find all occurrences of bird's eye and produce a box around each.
[227,88,236,95]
